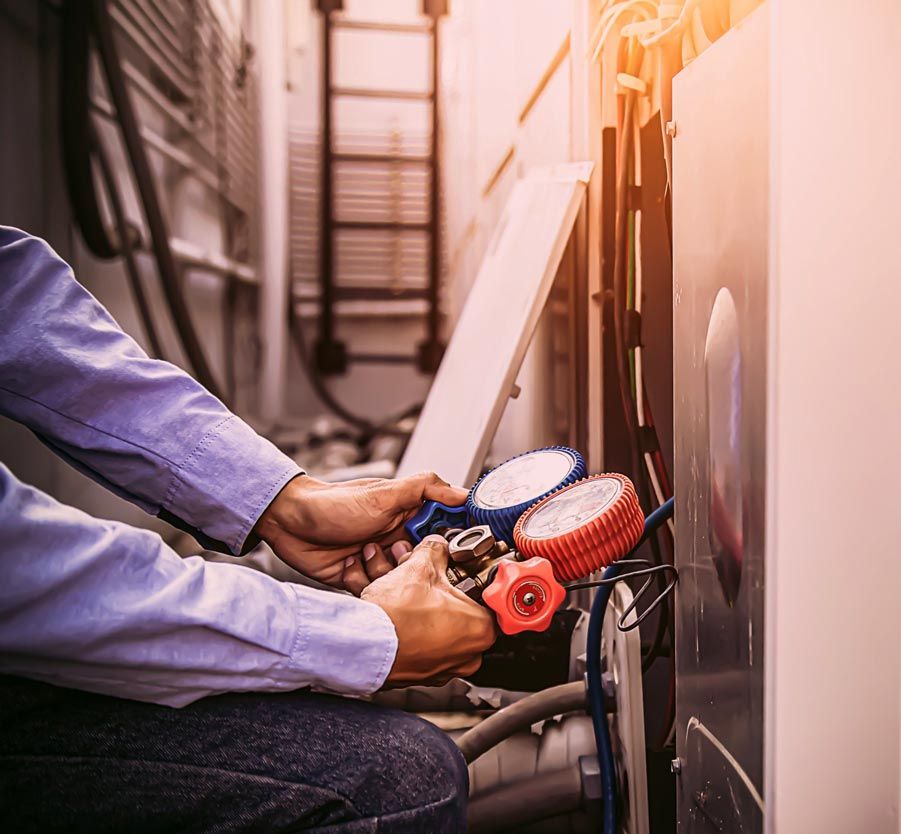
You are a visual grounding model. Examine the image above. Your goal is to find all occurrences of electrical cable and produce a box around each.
[639,0,700,48]
[626,83,678,730]
[565,560,678,632]
[625,99,675,673]
[87,0,227,404]
[639,538,670,673]
[611,29,648,487]
[90,120,164,359]
[587,497,674,834]
[608,31,676,688]
[631,106,675,537]
[589,1,656,64]
[684,717,764,813]
[612,89,641,482]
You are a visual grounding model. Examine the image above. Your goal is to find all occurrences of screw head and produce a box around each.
[522,591,537,606]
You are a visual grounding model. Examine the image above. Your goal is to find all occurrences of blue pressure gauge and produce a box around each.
[466,446,586,545]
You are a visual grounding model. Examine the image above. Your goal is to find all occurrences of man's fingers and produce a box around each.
[393,471,469,510]
[390,539,414,565]
[407,535,450,576]
[421,474,469,508]
[362,542,393,581]
[342,556,370,595]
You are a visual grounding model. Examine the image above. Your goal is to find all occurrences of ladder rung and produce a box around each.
[347,353,418,365]
[331,17,433,34]
[334,220,430,231]
[331,87,433,101]
[335,286,429,301]
[333,152,432,165]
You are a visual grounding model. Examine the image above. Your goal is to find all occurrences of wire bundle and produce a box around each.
[591,3,681,761]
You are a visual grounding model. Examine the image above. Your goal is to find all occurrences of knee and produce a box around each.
[390,713,469,804]
[351,709,468,827]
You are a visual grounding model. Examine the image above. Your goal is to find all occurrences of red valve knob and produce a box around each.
[481,557,567,635]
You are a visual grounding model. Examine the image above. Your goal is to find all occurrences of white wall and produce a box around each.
[441,0,574,316]
[440,0,577,464]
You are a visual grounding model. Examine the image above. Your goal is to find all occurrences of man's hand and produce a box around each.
[361,535,497,686]
[254,471,468,590]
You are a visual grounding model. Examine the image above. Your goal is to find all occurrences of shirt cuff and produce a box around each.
[164,415,302,554]
[286,583,398,695]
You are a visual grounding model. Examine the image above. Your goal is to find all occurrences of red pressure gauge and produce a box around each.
[513,474,645,581]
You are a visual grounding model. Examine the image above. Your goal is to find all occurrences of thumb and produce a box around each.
[408,534,450,579]
[394,471,469,510]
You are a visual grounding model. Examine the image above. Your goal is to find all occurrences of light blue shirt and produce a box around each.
[0,227,398,707]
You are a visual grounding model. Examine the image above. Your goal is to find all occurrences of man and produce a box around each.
[0,226,496,832]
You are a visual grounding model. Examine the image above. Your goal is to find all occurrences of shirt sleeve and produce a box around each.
[0,464,398,707]
[0,226,300,555]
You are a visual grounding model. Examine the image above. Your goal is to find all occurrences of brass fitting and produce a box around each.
[444,525,518,601]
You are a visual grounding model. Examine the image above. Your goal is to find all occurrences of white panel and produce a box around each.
[767,1,901,831]
[397,163,591,486]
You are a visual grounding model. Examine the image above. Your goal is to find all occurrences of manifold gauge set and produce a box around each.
[404,446,647,635]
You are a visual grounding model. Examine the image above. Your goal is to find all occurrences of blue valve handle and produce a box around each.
[404,500,470,544]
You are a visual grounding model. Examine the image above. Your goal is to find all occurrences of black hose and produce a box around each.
[287,286,420,439]
[90,121,164,359]
[467,768,583,833]
[88,0,226,403]
[609,91,674,673]
[456,682,588,765]
[612,91,640,482]
[60,0,117,259]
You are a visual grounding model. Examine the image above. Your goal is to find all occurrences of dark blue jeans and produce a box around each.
[0,676,468,833]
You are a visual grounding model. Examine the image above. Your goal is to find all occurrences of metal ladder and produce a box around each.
[315,0,447,375]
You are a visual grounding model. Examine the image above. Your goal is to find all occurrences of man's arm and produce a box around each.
[0,227,496,699]
[0,226,298,555]
[0,465,397,707]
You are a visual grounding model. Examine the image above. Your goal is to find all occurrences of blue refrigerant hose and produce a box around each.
[587,496,674,834]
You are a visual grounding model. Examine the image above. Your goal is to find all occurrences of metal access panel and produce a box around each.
[672,7,768,831]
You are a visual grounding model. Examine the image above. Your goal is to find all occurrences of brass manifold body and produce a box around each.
[438,524,525,602]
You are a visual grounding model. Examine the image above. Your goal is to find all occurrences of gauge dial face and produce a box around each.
[472,449,576,509]
[520,477,623,540]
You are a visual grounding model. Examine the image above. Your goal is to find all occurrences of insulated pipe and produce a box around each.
[467,767,583,834]
[456,681,588,765]
[254,0,289,424]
